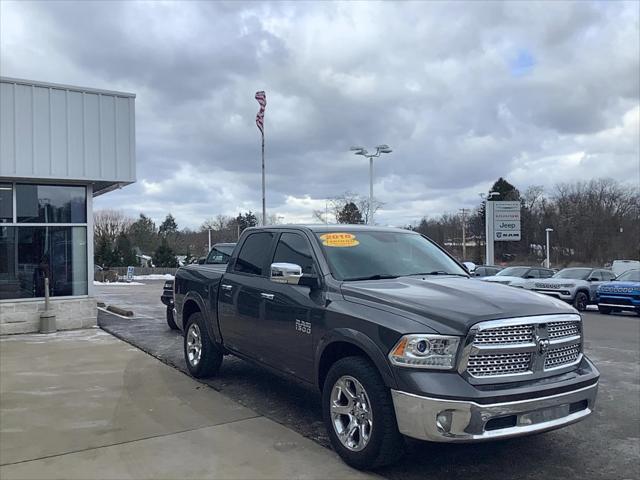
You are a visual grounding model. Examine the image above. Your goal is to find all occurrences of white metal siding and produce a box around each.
[0,78,136,193]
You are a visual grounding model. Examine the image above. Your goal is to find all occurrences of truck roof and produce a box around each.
[253,224,416,234]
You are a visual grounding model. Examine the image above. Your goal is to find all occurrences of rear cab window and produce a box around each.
[232,232,274,276]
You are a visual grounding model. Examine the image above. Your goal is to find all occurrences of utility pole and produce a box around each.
[459,208,468,260]
[208,228,211,252]
[545,228,553,268]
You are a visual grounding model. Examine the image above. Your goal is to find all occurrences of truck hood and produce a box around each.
[341,276,576,336]
[482,275,525,285]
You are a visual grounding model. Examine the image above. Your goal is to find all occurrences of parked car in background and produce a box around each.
[162,243,236,329]
[597,269,640,315]
[611,260,640,277]
[462,261,476,274]
[472,265,502,278]
[172,225,598,469]
[527,267,616,312]
[482,266,554,287]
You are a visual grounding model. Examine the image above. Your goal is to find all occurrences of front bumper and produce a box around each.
[598,295,640,310]
[532,289,574,301]
[391,381,597,442]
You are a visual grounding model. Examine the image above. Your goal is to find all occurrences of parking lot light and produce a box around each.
[350,144,393,224]
[545,228,554,268]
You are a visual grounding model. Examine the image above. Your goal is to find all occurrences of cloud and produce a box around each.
[1,0,638,229]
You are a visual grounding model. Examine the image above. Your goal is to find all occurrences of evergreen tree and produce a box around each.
[116,232,138,267]
[159,213,178,237]
[153,239,178,268]
[337,202,364,224]
[129,214,158,254]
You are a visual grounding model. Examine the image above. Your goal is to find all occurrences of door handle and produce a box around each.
[260,293,275,300]
[221,284,233,291]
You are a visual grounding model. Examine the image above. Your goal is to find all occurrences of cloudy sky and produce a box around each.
[1,1,638,229]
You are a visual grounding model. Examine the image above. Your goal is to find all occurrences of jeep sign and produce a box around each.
[493,201,521,241]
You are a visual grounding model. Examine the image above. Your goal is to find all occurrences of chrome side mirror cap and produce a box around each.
[270,262,303,284]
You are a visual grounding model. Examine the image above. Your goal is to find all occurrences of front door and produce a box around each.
[259,232,323,382]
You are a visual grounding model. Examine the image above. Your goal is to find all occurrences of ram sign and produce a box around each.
[493,201,521,241]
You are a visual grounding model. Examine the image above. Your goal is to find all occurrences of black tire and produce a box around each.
[322,356,404,470]
[597,305,612,315]
[166,307,179,329]
[635,308,640,317]
[573,291,589,312]
[183,312,222,378]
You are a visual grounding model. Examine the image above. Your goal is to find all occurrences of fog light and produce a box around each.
[436,410,453,434]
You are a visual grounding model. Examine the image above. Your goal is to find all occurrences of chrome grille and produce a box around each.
[474,325,535,345]
[547,321,580,339]
[461,315,583,383]
[545,344,580,369]
[467,352,531,376]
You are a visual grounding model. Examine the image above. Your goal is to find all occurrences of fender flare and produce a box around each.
[314,328,397,390]
[181,291,221,344]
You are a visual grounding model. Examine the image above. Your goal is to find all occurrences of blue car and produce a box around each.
[597,269,640,315]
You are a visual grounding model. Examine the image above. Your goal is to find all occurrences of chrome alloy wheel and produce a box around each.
[186,323,202,367]
[330,375,373,452]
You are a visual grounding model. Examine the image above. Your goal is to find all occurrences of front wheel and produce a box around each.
[322,356,404,470]
[183,312,222,378]
[573,291,589,312]
[598,305,612,315]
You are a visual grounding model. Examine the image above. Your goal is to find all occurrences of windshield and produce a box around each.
[497,267,529,277]
[553,268,592,280]
[616,269,640,282]
[315,231,467,281]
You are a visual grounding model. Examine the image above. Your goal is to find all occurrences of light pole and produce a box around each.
[482,191,500,265]
[545,228,553,268]
[459,208,469,260]
[350,144,393,224]
[208,228,212,252]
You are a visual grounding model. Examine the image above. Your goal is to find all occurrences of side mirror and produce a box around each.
[198,258,206,265]
[587,277,597,282]
[271,262,320,288]
[525,275,535,279]
[271,263,303,284]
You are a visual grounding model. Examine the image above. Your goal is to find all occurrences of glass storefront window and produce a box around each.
[0,184,12,223]
[16,184,86,223]
[0,226,87,300]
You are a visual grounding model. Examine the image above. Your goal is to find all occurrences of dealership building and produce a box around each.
[0,77,136,334]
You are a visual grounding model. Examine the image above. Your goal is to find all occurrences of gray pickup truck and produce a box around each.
[173,225,599,469]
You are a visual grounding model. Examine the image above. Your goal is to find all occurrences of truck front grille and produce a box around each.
[467,352,532,376]
[474,325,535,345]
[460,315,583,384]
[545,344,581,369]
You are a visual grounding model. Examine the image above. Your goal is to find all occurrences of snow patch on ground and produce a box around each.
[93,281,145,286]
[132,274,174,280]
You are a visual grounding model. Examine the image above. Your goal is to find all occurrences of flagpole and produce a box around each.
[261,133,266,226]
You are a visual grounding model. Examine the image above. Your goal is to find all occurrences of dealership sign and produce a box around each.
[493,201,521,241]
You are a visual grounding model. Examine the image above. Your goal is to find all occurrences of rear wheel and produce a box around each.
[322,356,404,470]
[183,312,222,378]
[166,307,179,329]
[573,291,589,312]
[597,305,612,315]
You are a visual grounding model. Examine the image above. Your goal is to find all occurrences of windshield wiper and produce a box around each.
[344,274,400,281]
[409,271,468,277]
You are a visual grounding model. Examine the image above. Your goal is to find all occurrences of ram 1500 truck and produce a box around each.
[173,225,599,469]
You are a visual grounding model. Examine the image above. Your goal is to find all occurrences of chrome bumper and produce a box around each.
[391,382,598,442]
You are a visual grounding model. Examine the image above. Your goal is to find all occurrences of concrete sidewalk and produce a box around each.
[0,329,374,480]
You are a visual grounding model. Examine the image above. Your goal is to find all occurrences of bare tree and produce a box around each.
[94,210,133,244]
[313,192,384,225]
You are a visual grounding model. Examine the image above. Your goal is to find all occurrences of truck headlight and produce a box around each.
[388,334,461,370]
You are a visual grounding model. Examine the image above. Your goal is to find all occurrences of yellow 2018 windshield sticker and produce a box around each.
[320,233,360,248]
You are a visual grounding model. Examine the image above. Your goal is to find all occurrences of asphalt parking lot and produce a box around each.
[96,280,640,480]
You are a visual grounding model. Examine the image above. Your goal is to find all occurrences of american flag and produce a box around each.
[255,91,266,135]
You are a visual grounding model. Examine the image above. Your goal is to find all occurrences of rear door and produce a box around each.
[258,231,323,381]
[217,231,275,359]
